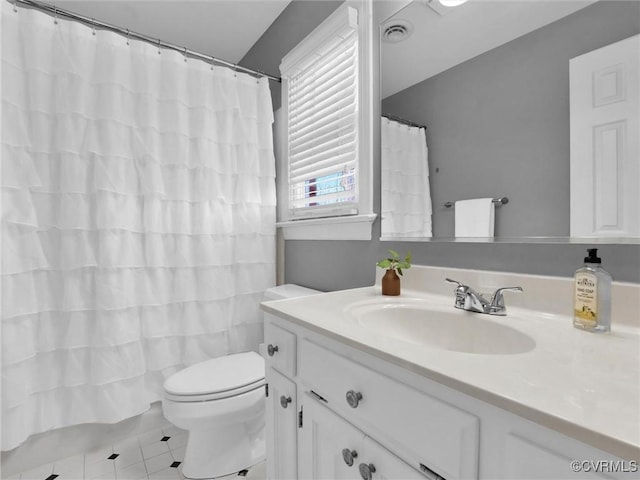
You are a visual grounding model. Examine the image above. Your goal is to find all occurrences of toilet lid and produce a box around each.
[164,351,265,398]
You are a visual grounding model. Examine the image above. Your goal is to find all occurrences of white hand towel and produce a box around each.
[454,198,495,237]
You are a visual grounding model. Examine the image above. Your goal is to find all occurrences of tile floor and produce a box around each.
[7,424,265,480]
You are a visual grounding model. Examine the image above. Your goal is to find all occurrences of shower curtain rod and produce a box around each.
[10,0,282,83]
[382,113,427,130]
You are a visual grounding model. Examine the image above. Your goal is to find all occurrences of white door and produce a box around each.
[570,34,639,237]
[265,369,298,480]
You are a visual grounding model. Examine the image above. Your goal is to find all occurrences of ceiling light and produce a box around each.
[439,0,469,6]
[422,0,469,16]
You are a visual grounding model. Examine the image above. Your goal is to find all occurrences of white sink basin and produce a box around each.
[344,298,535,355]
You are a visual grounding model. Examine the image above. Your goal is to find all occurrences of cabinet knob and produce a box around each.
[341,448,358,467]
[279,395,292,408]
[267,344,279,356]
[346,390,363,408]
[358,463,376,480]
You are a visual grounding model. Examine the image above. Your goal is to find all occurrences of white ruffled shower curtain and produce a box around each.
[1,2,276,450]
[380,117,432,238]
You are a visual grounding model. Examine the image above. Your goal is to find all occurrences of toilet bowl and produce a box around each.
[163,352,266,479]
[162,284,319,479]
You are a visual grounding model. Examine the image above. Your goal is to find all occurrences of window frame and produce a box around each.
[276,1,376,241]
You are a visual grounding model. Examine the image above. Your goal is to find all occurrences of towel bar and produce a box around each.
[443,197,509,208]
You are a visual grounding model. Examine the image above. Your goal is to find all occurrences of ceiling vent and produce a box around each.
[381,20,413,43]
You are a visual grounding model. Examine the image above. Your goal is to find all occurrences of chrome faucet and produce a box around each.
[445,278,523,316]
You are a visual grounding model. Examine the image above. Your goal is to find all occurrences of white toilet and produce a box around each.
[162,284,319,479]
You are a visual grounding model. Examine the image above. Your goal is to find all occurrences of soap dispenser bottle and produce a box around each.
[573,248,611,333]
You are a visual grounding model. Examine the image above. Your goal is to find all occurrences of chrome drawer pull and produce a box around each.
[280,395,292,408]
[358,463,376,480]
[342,448,358,467]
[346,390,363,408]
[267,344,279,356]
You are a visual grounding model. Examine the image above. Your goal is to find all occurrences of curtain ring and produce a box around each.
[53,6,58,24]
[157,39,161,55]
[91,18,96,36]
[126,29,130,45]
[12,1,18,13]
[183,47,188,63]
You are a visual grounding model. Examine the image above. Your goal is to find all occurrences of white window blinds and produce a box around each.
[282,7,359,219]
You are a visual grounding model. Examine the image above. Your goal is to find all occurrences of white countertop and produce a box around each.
[261,268,640,461]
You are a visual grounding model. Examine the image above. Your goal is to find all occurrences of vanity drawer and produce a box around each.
[264,321,296,377]
[299,339,479,480]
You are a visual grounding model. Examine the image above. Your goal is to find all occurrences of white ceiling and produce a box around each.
[54,1,292,65]
[381,0,596,98]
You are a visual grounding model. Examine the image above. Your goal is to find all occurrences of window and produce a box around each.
[278,2,376,240]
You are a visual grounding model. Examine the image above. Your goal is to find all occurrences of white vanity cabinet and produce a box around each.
[264,314,479,480]
[264,313,637,480]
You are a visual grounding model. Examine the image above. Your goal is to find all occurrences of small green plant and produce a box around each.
[376,249,411,276]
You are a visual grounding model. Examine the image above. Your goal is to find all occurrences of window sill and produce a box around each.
[277,214,377,240]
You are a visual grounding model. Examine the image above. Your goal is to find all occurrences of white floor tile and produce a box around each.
[85,459,115,479]
[166,433,188,452]
[143,452,174,476]
[160,425,184,438]
[20,462,54,480]
[85,446,115,466]
[246,461,266,479]
[113,437,141,453]
[12,426,263,480]
[137,429,165,447]
[2,473,22,480]
[53,453,85,479]
[87,469,116,480]
[168,446,186,463]
[140,440,170,461]
[116,461,148,480]
[114,447,145,470]
[147,467,180,480]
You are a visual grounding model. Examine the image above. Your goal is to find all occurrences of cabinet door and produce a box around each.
[299,394,364,480]
[266,369,298,480]
[363,437,430,480]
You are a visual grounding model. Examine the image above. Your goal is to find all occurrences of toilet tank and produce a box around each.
[263,284,321,300]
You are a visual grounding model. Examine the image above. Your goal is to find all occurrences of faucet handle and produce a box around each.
[489,286,523,311]
[445,278,466,289]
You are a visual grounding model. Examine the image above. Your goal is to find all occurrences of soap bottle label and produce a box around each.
[574,272,598,324]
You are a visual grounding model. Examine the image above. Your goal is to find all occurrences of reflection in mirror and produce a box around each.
[380,115,432,239]
[380,0,640,242]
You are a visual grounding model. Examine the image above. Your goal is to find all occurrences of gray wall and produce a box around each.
[241,0,343,110]
[243,1,640,288]
[382,0,640,238]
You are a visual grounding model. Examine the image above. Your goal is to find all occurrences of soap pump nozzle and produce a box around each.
[584,248,602,264]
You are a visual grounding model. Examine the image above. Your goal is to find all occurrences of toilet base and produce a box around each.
[181,421,265,479]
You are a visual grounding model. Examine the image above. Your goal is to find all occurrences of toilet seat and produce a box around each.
[164,351,265,403]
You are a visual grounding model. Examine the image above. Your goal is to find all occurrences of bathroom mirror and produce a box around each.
[379,0,640,242]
